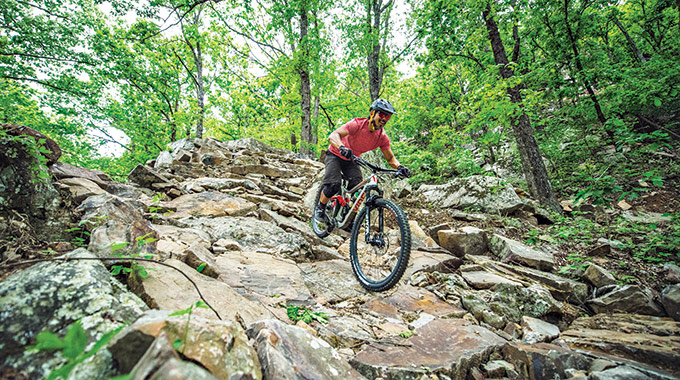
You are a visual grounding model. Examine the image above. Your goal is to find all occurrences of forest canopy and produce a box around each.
[1,0,679,211]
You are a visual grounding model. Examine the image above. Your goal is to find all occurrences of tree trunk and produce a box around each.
[563,0,606,124]
[367,0,391,101]
[299,6,313,157]
[482,2,562,214]
[195,39,205,139]
[312,95,320,146]
[612,15,647,63]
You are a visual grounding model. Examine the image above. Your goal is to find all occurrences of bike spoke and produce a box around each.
[354,205,402,283]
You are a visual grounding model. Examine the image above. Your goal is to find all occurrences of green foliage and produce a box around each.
[169,301,209,353]
[64,216,107,248]
[285,304,329,324]
[109,232,158,279]
[557,254,592,276]
[28,320,126,380]
[399,330,415,339]
[614,215,680,263]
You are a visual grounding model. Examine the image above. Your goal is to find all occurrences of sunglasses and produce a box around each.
[376,112,392,120]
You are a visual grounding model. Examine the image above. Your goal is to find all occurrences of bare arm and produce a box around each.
[381,147,401,169]
[329,126,349,149]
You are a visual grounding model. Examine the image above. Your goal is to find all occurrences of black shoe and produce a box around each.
[313,206,327,224]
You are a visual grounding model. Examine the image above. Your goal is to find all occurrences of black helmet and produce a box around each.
[369,98,396,115]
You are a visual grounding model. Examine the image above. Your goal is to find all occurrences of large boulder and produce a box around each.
[0,249,148,380]
[0,126,66,239]
[588,285,665,316]
[128,164,173,188]
[438,226,489,257]
[503,342,591,380]
[76,193,158,257]
[109,310,261,380]
[417,175,523,214]
[1,123,61,164]
[183,216,312,262]
[488,234,555,272]
[559,313,680,374]
[165,192,258,218]
[661,284,680,321]
[127,259,273,325]
[351,318,506,379]
[50,161,112,188]
[247,319,366,380]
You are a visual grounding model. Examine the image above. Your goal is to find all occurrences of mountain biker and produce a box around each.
[314,98,410,223]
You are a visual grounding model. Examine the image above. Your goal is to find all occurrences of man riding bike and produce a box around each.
[314,98,410,223]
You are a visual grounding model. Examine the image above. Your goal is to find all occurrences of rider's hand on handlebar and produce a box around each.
[397,165,410,178]
[339,146,353,159]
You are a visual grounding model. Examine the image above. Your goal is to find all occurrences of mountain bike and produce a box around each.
[311,155,411,292]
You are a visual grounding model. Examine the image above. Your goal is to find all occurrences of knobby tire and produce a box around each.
[349,198,411,292]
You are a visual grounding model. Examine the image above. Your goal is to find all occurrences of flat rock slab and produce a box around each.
[213,251,314,306]
[315,313,376,348]
[182,177,259,192]
[461,270,523,289]
[183,216,311,262]
[166,192,257,217]
[588,285,664,316]
[50,161,110,186]
[404,250,463,279]
[361,285,465,320]
[57,177,107,203]
[127,259,273,326]
[467,255,587,304]
[351,318,506,379]
[298,260,366,304]
[0,249,148,380]
[503,342,591,380]
[247,319,367,380]
[109,311,261,380]
[489,234,555,272]
[560,313,680,373]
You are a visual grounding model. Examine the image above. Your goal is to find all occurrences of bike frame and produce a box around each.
[328,172,379,230]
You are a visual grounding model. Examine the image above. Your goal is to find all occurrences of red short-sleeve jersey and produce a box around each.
[328,118,391,160]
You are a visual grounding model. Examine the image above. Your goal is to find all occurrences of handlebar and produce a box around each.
[352,155,406,177]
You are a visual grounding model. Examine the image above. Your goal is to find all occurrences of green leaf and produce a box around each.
[135,232,153,242]
[85,325,126,357]
[110,265,123,275]
[29,331,65,351]
[62,320,87,359]
[173,339,183,351]
[653,98,662,107]
[169,304,193,317]
[108,374,133,380]
[196,263,207,273]
[135,266,149,279]
[46,362,77,380]
[110,242,128,252]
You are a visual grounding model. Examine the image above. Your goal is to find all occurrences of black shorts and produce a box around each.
[323,151,362,189]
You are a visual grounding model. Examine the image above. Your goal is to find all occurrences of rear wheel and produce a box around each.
[311,185,332,238]
[349,198,411,292]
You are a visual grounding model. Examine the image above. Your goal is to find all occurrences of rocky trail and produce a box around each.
[1,133,679,380]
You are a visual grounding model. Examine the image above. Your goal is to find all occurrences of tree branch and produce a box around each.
[2,76,87,96]
[0,52,93,65]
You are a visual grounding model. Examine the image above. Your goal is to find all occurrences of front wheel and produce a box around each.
[349,198,411,292]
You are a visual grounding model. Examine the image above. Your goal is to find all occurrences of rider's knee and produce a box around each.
[323,182,341,197]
